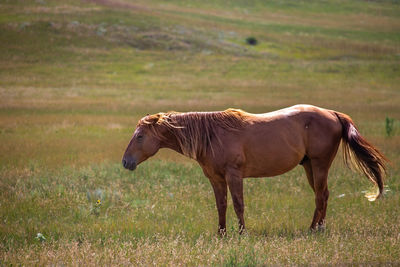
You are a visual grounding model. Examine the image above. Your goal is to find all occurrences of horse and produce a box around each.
[122,104,387,235]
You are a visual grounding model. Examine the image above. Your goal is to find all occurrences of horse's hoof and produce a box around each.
[309,227,318,233]
[317,224,326,232]
[317,219,326,232]
[309,225,326,234]
[239,228,247,236]
[218,228,226,237]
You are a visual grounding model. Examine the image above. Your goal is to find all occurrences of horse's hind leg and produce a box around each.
[309,159,330,231]
[303,158,325,230]
[303,158,329,230]
[302,158,314,192]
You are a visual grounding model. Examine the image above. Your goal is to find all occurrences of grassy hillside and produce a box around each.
[1,0,400,265]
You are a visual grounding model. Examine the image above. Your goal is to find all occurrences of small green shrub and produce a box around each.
[385,116,395,137]
[245,36,258,46]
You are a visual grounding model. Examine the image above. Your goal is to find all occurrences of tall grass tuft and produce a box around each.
[385,116,395,137]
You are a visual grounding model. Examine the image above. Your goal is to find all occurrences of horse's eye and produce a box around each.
[137,135,143,140]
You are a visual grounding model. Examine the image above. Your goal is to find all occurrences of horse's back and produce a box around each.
[237,105,342,177]
[252,104,341,135]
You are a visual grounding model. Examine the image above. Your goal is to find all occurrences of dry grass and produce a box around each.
[2,232,399,265]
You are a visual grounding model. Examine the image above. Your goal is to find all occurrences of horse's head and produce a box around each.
[122,114,164,171]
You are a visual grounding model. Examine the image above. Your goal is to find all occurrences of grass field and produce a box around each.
[1,0,400,265]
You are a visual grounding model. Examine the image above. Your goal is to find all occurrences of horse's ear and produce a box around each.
[142,113,162,125]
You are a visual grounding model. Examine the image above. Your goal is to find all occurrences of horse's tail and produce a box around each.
[334,112,387,200]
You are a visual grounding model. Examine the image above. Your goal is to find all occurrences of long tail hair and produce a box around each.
[334,112,387,200]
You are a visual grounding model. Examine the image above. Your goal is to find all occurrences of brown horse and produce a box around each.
[122,104,387,234]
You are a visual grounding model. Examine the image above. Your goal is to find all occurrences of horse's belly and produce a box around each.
[243,157,300,178]
[240,117,306,178]
[242,141,304,178]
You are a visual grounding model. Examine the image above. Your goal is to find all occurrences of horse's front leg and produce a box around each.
[225,168,245,234]
[209,177,228,236]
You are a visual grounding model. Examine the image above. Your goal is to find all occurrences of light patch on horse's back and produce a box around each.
[256,104,316,120]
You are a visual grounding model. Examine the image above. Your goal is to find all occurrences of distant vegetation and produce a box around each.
[0,0,399,265]
[385,116,395,137]
[246,36,258,45]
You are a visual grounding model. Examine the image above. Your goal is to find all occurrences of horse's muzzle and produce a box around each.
[122,156,137,171]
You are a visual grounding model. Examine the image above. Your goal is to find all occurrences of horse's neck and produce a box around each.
[159,131,184,155]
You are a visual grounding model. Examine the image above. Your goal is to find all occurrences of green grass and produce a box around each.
[1,0,400,265]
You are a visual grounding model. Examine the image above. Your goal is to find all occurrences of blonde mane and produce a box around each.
[139,109,250,159]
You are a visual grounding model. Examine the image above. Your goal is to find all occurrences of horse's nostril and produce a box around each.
[122,156,137,170]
